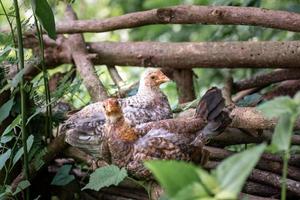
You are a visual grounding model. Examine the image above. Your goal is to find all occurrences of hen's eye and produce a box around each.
[150,75,155,80]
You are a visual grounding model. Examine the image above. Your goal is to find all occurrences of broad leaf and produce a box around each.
[0,98,14,124]
[214,144,266,198]
[13,180,31,195]
[12,135,34,167]
[51,165,75,186]
[11,68,26,88]
[83,165,127,191]
[0,149,11,170]
[172,182,210,200]
[270,113,296,152]
[0,132,13,144]
[0,46,12,57]
[31,0,56,39]
[258,97,296,118]
[145,160,203,197]
[2,115,21,136]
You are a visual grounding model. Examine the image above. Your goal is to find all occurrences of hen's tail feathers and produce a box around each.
[195,87,232,138]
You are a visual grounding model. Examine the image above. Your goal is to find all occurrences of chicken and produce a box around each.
[101,98,202,179]
[64,68,172,157]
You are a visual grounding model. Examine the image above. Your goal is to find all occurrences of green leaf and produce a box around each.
[214,143,266,198]
[2,115,21,136]
[0,149,11,170]
[171,182,210,200]
[11,68,26,88]
[51,165,75,186]
[145,160,204,197]
[258,97,296,118]
[31,0,56,39]
[0,132,13,144]
[270,113,296,152]
[0,46,12,57]
[12,135,34,167]
[83,165,127,191]
[13,180,31,196]
[0,98,14,124]
[293,91,300,104]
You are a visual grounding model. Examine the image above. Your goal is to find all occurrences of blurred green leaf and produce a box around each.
[12,135,34,167]
[51,164,75,186]
[270,113,296,152]
[0,132,13,143]
[13,180,31,196]
[172,182,210,200]
[0,98,14,124]
[2,115,21,136]
[258,97,297,118]
[214,143,266,198]
[31,0,56,39]
[145,160,208,197]
[0,149,11,170]
[11,68,25,88]
[83,165,127,191]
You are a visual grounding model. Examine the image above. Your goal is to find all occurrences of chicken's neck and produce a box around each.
[137,84,162,97]
[107,115,138,142]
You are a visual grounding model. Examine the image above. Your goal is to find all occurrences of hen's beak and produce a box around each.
[156,72,170,85]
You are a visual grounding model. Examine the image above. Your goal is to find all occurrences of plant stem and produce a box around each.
[33,16,53,138]
[281,151,289,200]
[13,0,29,199]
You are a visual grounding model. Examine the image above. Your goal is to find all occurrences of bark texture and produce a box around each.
[38,6,300,34]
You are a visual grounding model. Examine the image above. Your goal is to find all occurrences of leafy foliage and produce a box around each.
[83,165,128,191]
[0,149,11,170]
[0,98,14,124]
[214,143,266,199]
[258,93,300,200]
[51,164,75,186]
[31,0,56,39]
[146,144,266,200]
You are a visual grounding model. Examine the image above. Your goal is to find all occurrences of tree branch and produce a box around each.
[234,69,300,92]
[64,6,108,102]
[86,41,300,68]
[23,38,300,69]
[29,5,300,34]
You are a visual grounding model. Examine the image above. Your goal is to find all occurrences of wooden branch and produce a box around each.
[34,5,300,34]
[206,146,300,181]
[239,193,278,200]
[178,106,300,130]
[263,80,300,100]
[173,69,195,103]
[234,69,300,92]
[250,169,300,196]
[23,37,300,69]
[107,65,124,89]
[205,161,300,196]
[64,6,108,102]
[242,182,279,198]
[209,128,300,146]
[86,41,300,68]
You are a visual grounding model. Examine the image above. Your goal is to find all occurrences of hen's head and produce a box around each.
[141,69,170,89]
[102,98,122,119]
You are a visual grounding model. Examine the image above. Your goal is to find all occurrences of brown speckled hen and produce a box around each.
[102,98,201,179]
[64,68,172,157]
